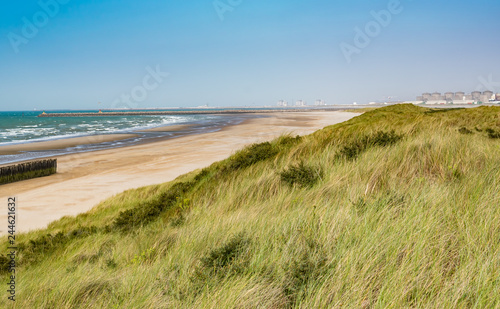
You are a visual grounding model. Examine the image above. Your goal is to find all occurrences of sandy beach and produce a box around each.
[0,112,357,235]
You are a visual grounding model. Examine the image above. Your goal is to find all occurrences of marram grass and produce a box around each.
[2,104,500,308]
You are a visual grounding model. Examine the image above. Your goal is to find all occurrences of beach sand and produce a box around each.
[0,112,358,235]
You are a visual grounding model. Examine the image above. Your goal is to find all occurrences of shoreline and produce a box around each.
[0,115,253,166]
[0,111,358,235]
[0,134,139,157]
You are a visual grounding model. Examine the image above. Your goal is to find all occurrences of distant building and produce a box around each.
[431,92,442,101]
[483,91,494,101]
[295,100,306,107]
[454,92,465,101]
[418,91,498,104]
[277,100,288,107]
[444,92,454,102]
[314,99,325,106]
[471,91,481,101]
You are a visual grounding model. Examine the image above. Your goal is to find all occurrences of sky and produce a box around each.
[0,0,499,111]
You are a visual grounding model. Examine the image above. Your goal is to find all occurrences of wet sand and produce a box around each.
[137,124,194,132]
[0,134,139,156]
[0,112,358,235]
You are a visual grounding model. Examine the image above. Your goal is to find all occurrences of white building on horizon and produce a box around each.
[417,91,499,104]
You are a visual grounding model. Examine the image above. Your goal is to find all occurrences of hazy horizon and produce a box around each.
[1,0,499,111]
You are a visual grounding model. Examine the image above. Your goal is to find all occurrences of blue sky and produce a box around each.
[0,0,499,110]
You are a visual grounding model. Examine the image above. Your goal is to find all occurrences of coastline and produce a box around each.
[0,114,249,165]
[0,111,358,235]
[0,134,139,156]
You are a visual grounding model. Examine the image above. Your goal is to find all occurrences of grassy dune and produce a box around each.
[2,104,500,308]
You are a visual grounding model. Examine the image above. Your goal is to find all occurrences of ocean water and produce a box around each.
[0,110,210,144]
[0,110,249,164]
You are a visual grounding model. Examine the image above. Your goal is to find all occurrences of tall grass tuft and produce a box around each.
[486,128,500,139]
[191,233,251,290]
[223,142,278,172]
[280,162,322,188]
[112,181,195,231]
[336,130,403,161]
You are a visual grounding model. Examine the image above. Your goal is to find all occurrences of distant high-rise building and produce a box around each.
[295,100,306,107]
[454,92,465,101]
[431,92,442,101]
[314,99,325,106]
[471,91,481,101]
[483,91,494,101]
[417,91,497,104]
[444,92,454,102]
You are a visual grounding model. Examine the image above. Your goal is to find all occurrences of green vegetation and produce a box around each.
[191,232,251,289]
[486,128,500,139]
[458,127,473,135]
[335,130,403,161]
[2,104,500,308]
[221,141,278,172]
[280,162,322,187]
[112,181,195,232]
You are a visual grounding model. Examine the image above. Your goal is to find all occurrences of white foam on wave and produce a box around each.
[0,114,218,146]
[0,133,92,147]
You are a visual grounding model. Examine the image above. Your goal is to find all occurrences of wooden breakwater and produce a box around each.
[0,159,57,185]
[37,108,346,117]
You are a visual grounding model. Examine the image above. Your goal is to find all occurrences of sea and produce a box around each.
[0,110,253,165]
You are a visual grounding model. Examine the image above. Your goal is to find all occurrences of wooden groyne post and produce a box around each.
[0,159,57,185]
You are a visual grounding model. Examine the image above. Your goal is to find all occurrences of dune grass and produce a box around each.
[1,104,500,308]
